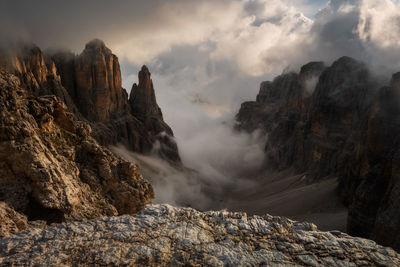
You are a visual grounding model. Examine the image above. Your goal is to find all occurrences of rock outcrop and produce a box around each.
[0,70,154,235]
[128,65,180,162]
[0,39,180,163]
[236,56,400,251]
[130,65,162,120]
[0,44,81,117]
[52,40,180,163]
[0,202,28,238]
[0,204,399,266]
[68,39,129,121]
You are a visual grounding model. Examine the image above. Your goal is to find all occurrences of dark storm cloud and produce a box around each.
[0,0,236,53]
[308,2,367,64]
[0,1,166,50]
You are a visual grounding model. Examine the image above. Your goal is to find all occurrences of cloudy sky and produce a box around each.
[1,0,400,205]
[1,0,399,116]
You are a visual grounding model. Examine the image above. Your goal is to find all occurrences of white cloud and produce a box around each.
[358,0,400,48]
[112,0,314,78]
[111,1,243,65]
[209,3,312,76]
[3,0,400,209]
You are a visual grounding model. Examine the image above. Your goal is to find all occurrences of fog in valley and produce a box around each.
[2,0,400,231]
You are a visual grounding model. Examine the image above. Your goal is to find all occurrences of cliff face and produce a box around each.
[130,65,162,120]
[0,45,81,117]
[129,66,180,162]
[236,56,400,251]
[0,70,154,237]
[1,204,399,266]
[0,39,180,163]
[69,39,129,121]
[344,76,400,250]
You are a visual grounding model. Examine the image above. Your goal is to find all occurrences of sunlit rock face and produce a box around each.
[0,70,154,234]
[73,39,129,121]
[0,202,28,238]
[236,56,400,251]
[0,44,81,117]
[0,204,399,266]
[0,39,181,163]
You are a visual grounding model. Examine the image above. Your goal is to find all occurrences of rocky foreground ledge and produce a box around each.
[0,204,399,266]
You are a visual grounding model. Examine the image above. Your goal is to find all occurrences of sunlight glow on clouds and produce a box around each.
[1,0,400,207]
[112,1,243,66]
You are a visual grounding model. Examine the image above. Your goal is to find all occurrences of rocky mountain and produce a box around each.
[236,56,400,251]
[2,39,399,265]
[0,70,154,237]
[1,204,399,266]
[0,39,180,163]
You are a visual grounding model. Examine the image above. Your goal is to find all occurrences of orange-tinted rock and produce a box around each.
[0,202,28,237]
[1,39,181,164]
[51,40,181,163]
[0,70,154,231]
[0,44,81,117]
[74,39,129,121]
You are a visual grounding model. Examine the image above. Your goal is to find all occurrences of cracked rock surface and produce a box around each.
[1,204,399,266]
[0,70,154,231]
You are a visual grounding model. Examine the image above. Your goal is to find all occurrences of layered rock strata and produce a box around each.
[236,56,400,251]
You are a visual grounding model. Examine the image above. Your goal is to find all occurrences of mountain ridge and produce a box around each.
[236,56,400,251]
[0,70,154,236]
[0,39,181,163]
[1,45,400,264]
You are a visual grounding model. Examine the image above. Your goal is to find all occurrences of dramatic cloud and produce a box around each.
[1,0,400,208]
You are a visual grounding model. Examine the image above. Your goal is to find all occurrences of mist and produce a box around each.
[111,115,266,210]
[1,0,400,210]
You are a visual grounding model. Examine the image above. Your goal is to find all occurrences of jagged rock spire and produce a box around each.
[129,65,162,121]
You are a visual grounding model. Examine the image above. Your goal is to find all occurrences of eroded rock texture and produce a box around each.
[0,44,81,117]
[0,202,28,238]
[0,204,399,266]
[0,39,180,163]
[71,39,128,121]
[52,39,180,162]
[0,70,154,235]
[236,56,400,251]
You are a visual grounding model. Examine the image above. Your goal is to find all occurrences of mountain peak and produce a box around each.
[300,61,325,76]
[84,38,107,50]
[83,39,112,55]
[331,56,365,71]
[141,65,150,73]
